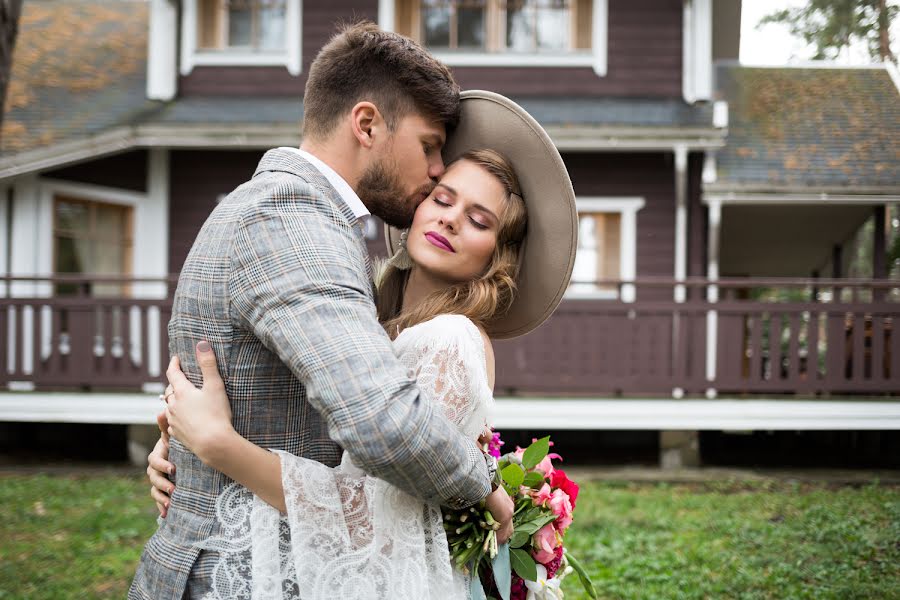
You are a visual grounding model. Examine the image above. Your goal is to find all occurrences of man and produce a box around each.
[130,22,512,599]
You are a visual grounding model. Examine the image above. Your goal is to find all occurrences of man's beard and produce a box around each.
[358,158,433,229]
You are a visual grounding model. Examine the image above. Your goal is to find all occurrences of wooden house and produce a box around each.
[1,0,898,466]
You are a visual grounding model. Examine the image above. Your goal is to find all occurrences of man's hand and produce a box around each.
[148,411,175,518]
[484,485,514,544]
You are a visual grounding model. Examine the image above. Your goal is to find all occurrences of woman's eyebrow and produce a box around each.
[435,183,498,222]
[471,203,499,222]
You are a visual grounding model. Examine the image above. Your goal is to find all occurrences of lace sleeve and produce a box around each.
[400,315,493,440]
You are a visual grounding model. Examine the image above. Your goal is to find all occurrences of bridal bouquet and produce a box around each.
[443,433,597,600]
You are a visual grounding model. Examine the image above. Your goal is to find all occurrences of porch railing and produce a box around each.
[1,275,898,397]
[493,277,899,397]
[0,275,176,391]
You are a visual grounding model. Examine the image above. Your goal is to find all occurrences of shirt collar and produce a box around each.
[284,147,370,221]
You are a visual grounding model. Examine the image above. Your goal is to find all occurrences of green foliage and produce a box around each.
[501,463,525,490]
[509,547,537,582]
[758,0,898,61]
[0,474,897,599]
[521,436,550,470]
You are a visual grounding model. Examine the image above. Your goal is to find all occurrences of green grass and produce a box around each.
[564,479,900,600]
[0,474,897,599]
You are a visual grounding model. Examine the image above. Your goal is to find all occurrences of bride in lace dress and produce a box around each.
[149,92,578,599]
[155,149,526,599]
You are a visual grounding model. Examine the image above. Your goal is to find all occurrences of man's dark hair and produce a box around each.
[302,22,460,141]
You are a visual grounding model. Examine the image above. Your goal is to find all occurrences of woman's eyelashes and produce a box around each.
[432,197,490,230]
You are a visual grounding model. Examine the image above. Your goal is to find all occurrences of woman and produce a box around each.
[149,92,578,599]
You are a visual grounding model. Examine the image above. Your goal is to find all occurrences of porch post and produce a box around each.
[0,185,8,298]
[705,199,721,400]
[674,145,688,303]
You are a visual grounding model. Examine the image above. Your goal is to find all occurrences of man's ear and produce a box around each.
[350,102,383,149]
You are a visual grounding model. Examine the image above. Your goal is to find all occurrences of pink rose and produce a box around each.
[531,523,559,564]
[548,489,573,532]
[531,483,552,507]
[549,469,580,509]
[533,453,562,476]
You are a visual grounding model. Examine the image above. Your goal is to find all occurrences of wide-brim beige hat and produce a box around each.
[386,90,578,339]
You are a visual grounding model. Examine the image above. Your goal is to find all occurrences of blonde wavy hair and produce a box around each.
[376,149,528,338]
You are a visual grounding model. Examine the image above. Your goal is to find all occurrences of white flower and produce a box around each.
[524,564,563,600]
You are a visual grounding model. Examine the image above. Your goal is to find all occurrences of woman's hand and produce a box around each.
[148,411,175,517]
[484,485,515,544]
[164,341,235,467]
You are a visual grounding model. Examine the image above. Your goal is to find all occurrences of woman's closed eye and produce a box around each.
[469,216,489,230]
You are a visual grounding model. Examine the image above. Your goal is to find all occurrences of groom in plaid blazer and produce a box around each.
[130,23,503,599]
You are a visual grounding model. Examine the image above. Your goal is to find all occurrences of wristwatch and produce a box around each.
[484,453,501,491]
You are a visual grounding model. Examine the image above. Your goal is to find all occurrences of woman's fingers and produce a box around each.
[148,438,174,476]
[195,341,225,393]
[166,355,191,393]
[150,486,169,518]
[156,411,170,445]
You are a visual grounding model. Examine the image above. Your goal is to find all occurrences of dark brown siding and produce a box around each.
[688,152,706,279]
[179,0,377,96]
[43,150,148,193]
[180,0,682,98]
[565,152,676,281]
[168,150,264,273]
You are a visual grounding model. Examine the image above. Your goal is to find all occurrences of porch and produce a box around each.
[0,275,896,399]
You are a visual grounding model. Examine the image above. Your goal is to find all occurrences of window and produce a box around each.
[198,0,286,52]
[567,198,644,301]
[181,0,301,75]
[570,212,620,295]
[53,197,133,297]
[387,0,606,71]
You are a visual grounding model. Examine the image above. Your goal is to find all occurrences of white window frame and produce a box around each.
[565,196,644,301]
[180,0,302,76]
[379,0,607,76]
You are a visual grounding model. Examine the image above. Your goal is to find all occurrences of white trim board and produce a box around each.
[702,192,900,205]
[493,399,900,430]
[0,393,161,425]
[0,125,727,183]
[1,394,898,430]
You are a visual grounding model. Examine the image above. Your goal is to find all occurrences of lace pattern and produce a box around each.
[197,315,492,599]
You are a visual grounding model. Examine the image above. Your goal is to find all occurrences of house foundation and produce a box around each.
[659,430,701,468]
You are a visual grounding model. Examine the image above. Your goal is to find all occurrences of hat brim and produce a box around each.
[386,90,577,339]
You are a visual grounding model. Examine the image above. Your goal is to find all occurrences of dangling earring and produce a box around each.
[388,229,414,271]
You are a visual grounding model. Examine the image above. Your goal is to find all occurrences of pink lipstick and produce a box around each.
[425,231,455,252]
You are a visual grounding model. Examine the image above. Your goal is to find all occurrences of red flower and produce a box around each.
[549,469,580,509]
[510,575,527,600]
[545,544,565,578]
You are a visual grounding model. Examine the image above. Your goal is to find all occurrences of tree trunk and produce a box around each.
[0,0,23,131]
[877,0,893,61]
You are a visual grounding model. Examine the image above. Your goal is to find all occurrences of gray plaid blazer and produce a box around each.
[130,149,490,599]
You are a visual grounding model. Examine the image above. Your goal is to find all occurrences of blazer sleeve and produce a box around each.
[228,179,490,509]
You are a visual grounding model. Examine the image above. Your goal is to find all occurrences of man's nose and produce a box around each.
[428,154,445,180]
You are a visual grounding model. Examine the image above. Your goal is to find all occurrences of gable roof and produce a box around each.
[712,63,900,192]
[1,1,160,157]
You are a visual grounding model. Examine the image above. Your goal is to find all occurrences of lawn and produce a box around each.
[0,473,897,599]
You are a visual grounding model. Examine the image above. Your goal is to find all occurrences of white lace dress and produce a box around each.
[198,314,494,600]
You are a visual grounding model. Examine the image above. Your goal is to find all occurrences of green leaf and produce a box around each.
[500,463,524,489]
[564,549,599,599]
[509,548,537,582]
[515,512,557,536]
[508,530,530,548]
[491,543,512,600]
[521,436,550,470]
[522,472,546,489]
